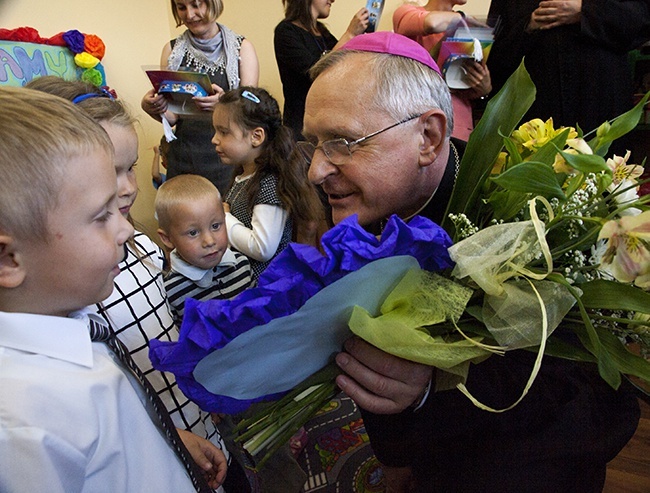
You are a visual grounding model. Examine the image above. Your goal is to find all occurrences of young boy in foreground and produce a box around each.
[155,174,252,324]
[0,86,225,492]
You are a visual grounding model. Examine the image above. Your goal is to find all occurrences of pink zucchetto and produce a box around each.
[341,31,441,75]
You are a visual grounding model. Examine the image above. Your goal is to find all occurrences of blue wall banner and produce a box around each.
[0,40,79,86]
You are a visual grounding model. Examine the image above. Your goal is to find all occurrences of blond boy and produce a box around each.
[155,175,252,324]
[0,87,224,492]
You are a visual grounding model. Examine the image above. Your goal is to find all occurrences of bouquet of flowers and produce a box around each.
[150,62,650,469]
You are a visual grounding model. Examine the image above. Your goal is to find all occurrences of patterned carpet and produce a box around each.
[297,395,386,493]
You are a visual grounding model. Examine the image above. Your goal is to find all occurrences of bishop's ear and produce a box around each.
[0,235,26,288]
[418,109,448,168]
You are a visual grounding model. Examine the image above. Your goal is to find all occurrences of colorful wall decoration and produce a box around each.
[0,27,106,87]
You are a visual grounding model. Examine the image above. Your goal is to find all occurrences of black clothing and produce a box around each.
[166,38,235,195]
[487,0,650,135]
[360,139,641,493]
[274,20,338,139]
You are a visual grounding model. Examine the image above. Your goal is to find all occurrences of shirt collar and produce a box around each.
[0,309,95,368]
[170,249,238,288]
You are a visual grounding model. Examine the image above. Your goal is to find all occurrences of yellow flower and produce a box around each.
[598,210,650,288]
[491,152,507,175]
[511,118,577,152]
[632,312,650,336]
[606,151,644,187]
[552,138,592,174]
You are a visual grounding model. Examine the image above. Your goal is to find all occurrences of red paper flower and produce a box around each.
[0,27,43,43]
[45,32,67,47]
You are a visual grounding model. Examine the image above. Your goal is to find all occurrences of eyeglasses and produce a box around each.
[296,114,422,166]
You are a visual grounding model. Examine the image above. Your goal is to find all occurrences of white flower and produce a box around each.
[611,178,642,217]
[607,151,644,187]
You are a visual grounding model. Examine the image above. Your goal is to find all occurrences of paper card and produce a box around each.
[437,39,493,89]
[438,39,493,89]
[145,69,214,116]
[365,0,385,33]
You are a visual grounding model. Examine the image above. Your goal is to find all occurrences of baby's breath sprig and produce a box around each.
[448,212,479,240]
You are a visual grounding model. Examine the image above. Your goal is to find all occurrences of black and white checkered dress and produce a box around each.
[95,232,228,459]
[227,174,292,279]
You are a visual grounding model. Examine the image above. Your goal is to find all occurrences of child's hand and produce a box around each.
[211,412,225,425]
[456,60,492,100]
[177,428,228,489]
[223,202,231,213]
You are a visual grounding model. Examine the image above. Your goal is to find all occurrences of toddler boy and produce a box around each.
[0,87,224,492]
[155,175,252,324]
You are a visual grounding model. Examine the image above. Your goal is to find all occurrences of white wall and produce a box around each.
[1,0,491,234]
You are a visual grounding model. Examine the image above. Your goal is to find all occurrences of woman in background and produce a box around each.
[274,0,368,139]
[142,0,259,195]
[394,0,491,140]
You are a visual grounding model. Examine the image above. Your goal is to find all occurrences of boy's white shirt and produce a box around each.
[0,309,94,367]
[0,309,195,493]
[170,247,238,288]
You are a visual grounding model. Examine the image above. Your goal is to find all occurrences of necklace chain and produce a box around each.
[450,140,460,183]
[311,32,328,56]
[225,175,252,205]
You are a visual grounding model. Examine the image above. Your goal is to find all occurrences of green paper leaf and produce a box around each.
[348,269,488,369]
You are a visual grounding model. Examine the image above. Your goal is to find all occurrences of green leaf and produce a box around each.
[594,172,613,195]
[527,128,570,165]
[573,323,622,389]
[443,60,536,232]
[548,274,621,389]
[491,161,566,199]
[588,91,650,156]
[528,333,596,363]
[597,328,650,383]
[488,189,529,221]
[577,279,650,313]
[563,172,585,198]
[559,152,609,174]
[502,137,523,166]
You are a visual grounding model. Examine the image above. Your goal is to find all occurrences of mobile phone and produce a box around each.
[365,0,385,33]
